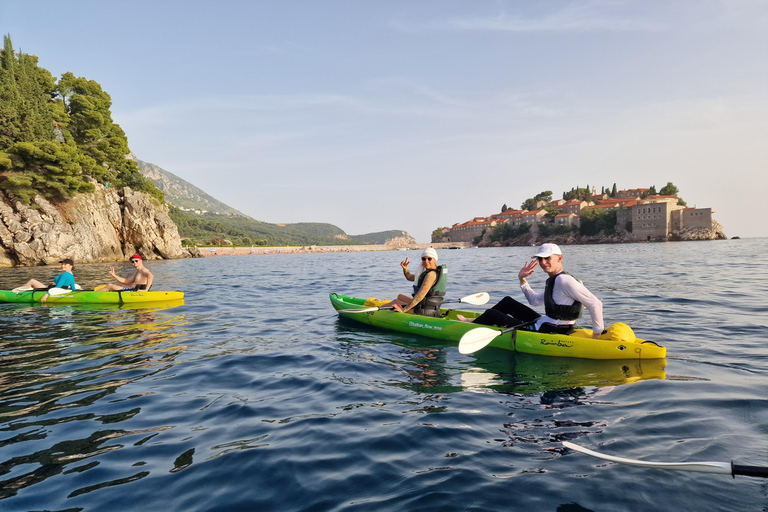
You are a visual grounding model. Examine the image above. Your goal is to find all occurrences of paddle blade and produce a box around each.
[337,307,379,314]
[459,292,490,306]
[47,288,73,296]
[94,285,107,292]
[337,306,394,314]
[12,287,33,293]
[458,327,501,354]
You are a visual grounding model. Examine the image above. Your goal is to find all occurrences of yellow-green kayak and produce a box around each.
[331,293,666,360]
[0,289,184,304]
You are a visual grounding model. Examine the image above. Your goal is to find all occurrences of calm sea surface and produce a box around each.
[1,239,767,511]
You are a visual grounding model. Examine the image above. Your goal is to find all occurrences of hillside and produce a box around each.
[133,157,415,246]
[132,154,246,216]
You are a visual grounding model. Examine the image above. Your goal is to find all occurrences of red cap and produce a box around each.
[130,254,142,260]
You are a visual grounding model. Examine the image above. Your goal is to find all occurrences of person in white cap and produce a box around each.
[459,243,603,339]
[382,247,447,316]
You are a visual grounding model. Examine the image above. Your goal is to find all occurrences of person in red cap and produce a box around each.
[98,254,154,292]
[458,243,604,339]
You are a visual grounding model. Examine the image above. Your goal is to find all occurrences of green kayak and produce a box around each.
[0,289,184,304]
[330,293,666,360]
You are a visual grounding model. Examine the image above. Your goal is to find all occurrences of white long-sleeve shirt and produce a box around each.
[520,272,604,334]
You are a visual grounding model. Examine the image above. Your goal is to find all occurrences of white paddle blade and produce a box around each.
[562,442,732,475]
[337,307,379,314]
[460,292,490,306]
[458,327,501,354]
[47,288,73,296]
[12,287,33,293]
[338,306,396,314]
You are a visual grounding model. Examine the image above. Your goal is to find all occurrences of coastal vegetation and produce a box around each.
[170,207,410,247]
[1,35,416,250]
[0,35,162,203]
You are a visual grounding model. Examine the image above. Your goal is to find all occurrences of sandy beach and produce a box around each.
[194,242,470,257]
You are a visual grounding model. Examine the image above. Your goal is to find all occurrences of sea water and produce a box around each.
[0,239,766,511]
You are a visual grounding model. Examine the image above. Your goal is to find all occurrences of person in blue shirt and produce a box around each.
[17,259,77,301]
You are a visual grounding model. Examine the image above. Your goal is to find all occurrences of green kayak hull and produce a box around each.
[0,289,184,304]
[330,293,666,360]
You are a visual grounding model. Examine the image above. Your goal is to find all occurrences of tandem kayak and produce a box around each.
[330,293,666,360]
[0,289,184,304]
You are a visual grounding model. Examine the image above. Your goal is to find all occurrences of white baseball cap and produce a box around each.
[533,243,562,258]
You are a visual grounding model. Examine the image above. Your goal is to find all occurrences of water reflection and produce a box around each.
[0,301,187,498]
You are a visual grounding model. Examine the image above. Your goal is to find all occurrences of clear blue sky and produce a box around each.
[4,1,767,241]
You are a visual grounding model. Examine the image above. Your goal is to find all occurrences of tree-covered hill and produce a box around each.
[169,208,412,247]
[0,35,162,203]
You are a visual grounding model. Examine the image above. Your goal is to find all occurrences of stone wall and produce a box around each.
[0,185,186,267]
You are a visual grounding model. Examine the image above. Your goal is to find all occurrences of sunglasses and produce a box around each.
[130,259,140,263]
[421,257,433,261]
[536,256,552,262]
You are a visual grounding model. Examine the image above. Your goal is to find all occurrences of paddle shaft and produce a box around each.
[733,464,768,478]
[563,442,768,479]
[338,292,488,314]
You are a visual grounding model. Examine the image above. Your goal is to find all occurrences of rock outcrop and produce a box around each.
[668,220,727,241]
[0,185,186,267]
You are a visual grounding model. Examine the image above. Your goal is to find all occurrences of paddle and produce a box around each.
[563,441,768,478]
[338,292,490,314]
[457,319,537,354]
[11,287,72,296]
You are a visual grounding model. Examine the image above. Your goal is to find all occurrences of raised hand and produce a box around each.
[518,259,538,280]
[400,257,410,271]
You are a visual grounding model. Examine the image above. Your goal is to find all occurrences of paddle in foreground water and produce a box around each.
[338,292,489,314]
[458,319,537,354]
[563,441,768,478]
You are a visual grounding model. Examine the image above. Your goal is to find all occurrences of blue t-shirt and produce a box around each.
[54,271,76,289]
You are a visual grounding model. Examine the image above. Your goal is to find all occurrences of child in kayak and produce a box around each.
[17,258,77,301]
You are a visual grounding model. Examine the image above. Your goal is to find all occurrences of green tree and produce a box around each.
[579,208,617,236]
[659,182,679,196]
[501,203,508,212]
[521,190,552,210]
[0,141,96,202]
[611,183,617,197]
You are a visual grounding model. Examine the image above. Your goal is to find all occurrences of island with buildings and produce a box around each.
[433,184,726,246]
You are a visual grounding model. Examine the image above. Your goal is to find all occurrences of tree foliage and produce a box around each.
[521,191,552,210]
[579,208,617,236]
[0,35,162,203]
[659,182,679,196]
[489,223,530,242]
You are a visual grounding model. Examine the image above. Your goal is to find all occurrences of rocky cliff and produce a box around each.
[0,185,186,267]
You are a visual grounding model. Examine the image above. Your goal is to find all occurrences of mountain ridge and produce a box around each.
[132,156,415,246]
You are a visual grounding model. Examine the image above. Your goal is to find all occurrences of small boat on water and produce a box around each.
[330,293,666,360]
[0,289,184,304]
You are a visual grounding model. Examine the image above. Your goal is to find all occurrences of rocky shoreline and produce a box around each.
[0,185,187,267]
[475,221,727,248]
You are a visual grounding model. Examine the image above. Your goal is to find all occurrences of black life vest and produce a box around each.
[544,272,582,321]
[413,265,447,317]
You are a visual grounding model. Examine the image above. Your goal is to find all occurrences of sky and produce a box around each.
[3,0,767,242]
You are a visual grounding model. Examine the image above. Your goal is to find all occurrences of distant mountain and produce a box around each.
[131,154,246,216]
[132,156,415,246]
